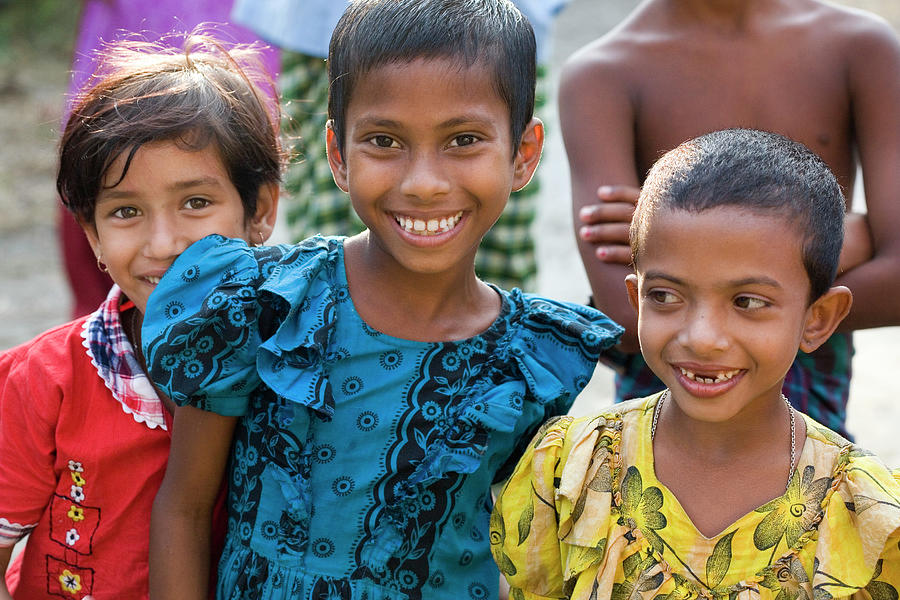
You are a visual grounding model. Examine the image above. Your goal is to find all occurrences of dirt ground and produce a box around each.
[0,0,897,463]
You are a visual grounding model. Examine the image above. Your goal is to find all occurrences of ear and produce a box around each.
[325,120,349,193]
[799,285,852,353]
[77,216,102,260]
[625,273,640,314]
[511,117,544,192]
[248,182,279,244]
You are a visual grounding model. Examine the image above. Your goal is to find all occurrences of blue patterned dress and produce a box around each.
[142,235,623,600]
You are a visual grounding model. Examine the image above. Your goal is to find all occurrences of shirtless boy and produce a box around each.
[560,0,900,436]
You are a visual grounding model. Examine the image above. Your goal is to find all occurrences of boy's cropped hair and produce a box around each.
[327,0,536,154]
[58,31,285,224]
[631,128,846,301]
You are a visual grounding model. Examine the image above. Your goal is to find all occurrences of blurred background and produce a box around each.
[0,0,79,350]
[0,0,897,464]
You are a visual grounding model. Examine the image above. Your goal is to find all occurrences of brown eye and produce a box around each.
[451,134,477,147]
[370,135,398,148]
[186,197,211,210]
[734,296,768,310]
[648,290,678,304]
[112,206,139,219]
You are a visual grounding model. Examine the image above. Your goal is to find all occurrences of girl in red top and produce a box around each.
[0,32,282,599]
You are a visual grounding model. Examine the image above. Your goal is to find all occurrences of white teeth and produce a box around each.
[394,211,463,236]
[147,276,161,285]
[679,367,739,384]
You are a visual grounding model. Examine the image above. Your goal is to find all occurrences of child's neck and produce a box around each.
[662,0,788,30]
[651,390,806,538]
[342,234,501,342]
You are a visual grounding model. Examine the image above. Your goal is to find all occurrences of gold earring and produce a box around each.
[257,231,265,246]
[96,255,109,273]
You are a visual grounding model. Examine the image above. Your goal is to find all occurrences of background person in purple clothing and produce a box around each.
[61,0,279,318]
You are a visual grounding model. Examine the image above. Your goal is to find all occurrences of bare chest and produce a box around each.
[631,46,855,187]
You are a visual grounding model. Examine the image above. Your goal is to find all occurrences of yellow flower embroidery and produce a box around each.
[655,574,701,600]
[864,559,900,600]
[753,465,830,551]
[70,471,86,487]
[59,569,82,593]
[67,505,85,522]
[619,466,667,553]
[757,557,811,600]
[611,549,664,600]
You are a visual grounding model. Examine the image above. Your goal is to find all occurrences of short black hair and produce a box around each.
[631,129,846,301]
[58,32,285,224]
[327,0,536,155]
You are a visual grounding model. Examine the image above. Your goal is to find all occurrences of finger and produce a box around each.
[597,184,640,204]
[579,202,636,224]
[579,223,631,244]
[595,245,633,265]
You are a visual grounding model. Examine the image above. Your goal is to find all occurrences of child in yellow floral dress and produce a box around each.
[490,129,900,600]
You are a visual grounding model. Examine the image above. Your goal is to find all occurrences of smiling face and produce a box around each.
[82,139,275,313]
[327,57,542,280]
[627,207,836,423]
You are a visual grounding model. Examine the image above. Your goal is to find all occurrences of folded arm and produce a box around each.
[834,18,900,330]
[559,50,641,352]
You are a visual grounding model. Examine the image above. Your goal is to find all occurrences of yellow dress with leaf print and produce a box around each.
[490,394,900,600]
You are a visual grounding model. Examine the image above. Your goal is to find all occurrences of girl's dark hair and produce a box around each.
[327,0,536,155]
[57,31,285,224]
[631,129,846,302]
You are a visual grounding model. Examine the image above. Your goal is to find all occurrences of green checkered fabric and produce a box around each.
[281,53,364,240]
[278,51,542,291]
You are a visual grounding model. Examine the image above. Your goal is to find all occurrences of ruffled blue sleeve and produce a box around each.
[142,235,291,416]
[400,289,622,489]
[143,234,345,418]
[512,293,623,408]
[486,291,623,481]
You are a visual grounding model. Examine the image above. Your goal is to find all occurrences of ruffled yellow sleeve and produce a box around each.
[491,415,573,599]
[873,511,900,597]
[491,414,619,599]
[810,448,900,597]
[852,465,900,594]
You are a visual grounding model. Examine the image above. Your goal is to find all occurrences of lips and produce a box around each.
[672,364,745,398]
[393,211,463,236]
[678,366,741,384]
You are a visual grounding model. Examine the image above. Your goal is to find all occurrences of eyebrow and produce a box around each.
[98,176,224,200]
[642,271,783,289]
[355,114,493,130]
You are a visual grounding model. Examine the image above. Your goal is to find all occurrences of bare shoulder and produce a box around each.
[559,3,664,95]
[804,2,900,103]
[806,1,899,52]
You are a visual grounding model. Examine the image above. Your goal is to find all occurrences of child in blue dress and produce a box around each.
[142,1,624,599]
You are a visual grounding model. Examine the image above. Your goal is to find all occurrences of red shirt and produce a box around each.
[0,288,223,599]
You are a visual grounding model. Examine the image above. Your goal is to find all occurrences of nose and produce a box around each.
[399,148,451,200]
[677,303,730,356]
[143,213,190,261]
